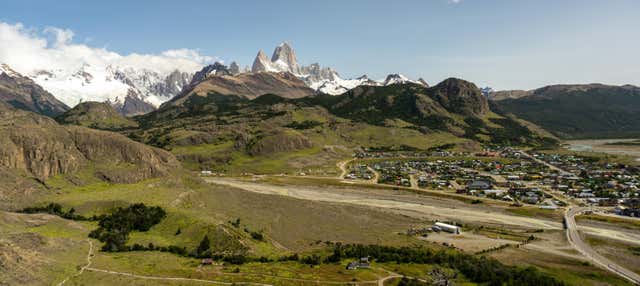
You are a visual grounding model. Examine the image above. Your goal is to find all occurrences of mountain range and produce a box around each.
[250,42,428,95]
[2,42,640,141]
[0,42,436,117]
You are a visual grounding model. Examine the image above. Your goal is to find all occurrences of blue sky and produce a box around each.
[2,0,639,89]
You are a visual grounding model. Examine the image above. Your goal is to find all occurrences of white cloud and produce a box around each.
[0,21,215,76]
[44,26,74,47]
[448,0,462,3]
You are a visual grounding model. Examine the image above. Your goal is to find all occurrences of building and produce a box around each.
[346,257,371,270]
[467,180,492,190]
[434,222,461,234]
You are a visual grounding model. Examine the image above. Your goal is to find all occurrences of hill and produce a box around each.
[164,71,315,108]
[0,102,179,209]
[0,64,69,117]
[129,77,555,174]
[491,84,640,139]
[307,78,551,146]
[56,101,138,130]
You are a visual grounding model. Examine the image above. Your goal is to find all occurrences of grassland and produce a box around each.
[577,214,640,231]
[489,246,632,285]
[584,235,640,275]
[506,207,564,221]
[0,211,92,285]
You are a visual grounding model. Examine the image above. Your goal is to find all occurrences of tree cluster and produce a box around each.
[326,244,566,286]
[88,203,166,251]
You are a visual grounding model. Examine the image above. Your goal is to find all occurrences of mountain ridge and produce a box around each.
[0,63,70,116]
[490,83,640,138]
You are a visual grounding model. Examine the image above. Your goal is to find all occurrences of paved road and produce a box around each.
[565,207,640,285]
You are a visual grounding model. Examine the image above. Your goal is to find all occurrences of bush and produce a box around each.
[250,231,264,241]
[285,120,322,130]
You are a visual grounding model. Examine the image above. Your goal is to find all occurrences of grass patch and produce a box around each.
[577,214,640,230]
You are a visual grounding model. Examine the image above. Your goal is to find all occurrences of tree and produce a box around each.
[197,235,210,256]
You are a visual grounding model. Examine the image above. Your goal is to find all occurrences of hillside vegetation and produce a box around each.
[124,78,555,174]
[56,101,138,130]
[491,84,640,139]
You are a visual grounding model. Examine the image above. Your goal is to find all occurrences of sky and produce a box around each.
[1,0,639,90]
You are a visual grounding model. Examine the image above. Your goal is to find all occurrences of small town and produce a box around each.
[345,147,640,216]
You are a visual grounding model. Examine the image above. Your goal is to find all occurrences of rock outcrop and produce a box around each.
[0,102,179,183]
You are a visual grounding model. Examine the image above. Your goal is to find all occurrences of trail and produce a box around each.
[57,239,94,286]
[85,266,401,285]
[85,267,273,285]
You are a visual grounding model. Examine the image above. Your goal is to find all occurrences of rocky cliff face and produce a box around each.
[270,42,301,74]
[0,102,179,183]
[0,64,69,117]
[251,50,273,73]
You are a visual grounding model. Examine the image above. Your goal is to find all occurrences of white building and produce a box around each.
[434,222,461,234]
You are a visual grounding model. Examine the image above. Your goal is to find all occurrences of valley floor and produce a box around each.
[3,160,640,285]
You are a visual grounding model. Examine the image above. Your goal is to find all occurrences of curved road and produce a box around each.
[565,207,640,285]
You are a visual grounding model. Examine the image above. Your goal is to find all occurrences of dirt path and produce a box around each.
[85,267,274,285]
[367,166,379,183]
[57,239,94,286]
[85,266,399,285]
[337,158,354,179]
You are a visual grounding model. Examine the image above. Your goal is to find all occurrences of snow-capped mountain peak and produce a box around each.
[381,73,428,87]
[0,63,21,77]
[270,42,300,75]
[28,63,192,116]
[382,73,410,85]
[248,43,428,95]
